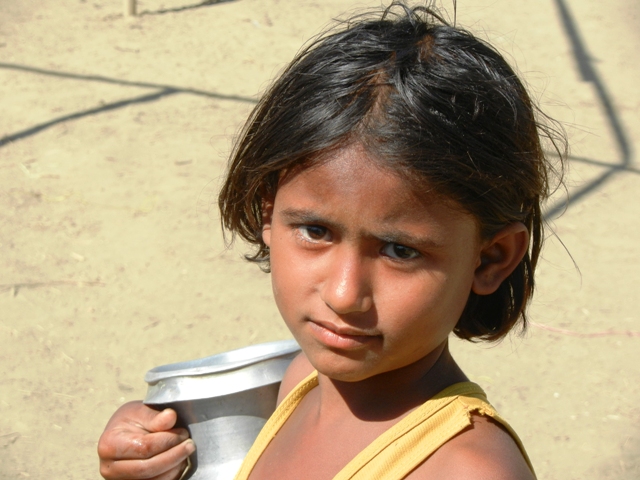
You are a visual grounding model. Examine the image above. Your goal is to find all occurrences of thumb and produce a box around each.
[147,407,179,432]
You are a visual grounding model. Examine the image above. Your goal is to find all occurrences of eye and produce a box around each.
[381,243,420,260]
[297,225,331,242]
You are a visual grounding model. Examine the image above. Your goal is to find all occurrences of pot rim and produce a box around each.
[144,339,300,384]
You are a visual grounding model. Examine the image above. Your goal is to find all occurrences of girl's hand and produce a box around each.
[98,401,195,480]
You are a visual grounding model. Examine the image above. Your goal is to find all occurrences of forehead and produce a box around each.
[283,145,427,194]
[275,146,480,243]
[280,146,411,202]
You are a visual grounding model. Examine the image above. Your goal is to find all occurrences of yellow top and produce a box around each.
[235,371,535,480]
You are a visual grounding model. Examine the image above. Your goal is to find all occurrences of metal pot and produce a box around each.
[143,339,301,480]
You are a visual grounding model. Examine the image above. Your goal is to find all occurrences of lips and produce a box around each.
[307,319,380,350]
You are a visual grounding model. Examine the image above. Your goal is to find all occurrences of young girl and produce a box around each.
[98,3,564,479]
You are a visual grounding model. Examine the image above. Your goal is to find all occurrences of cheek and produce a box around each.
[270,271,291,331]
[268,236,305,317]
[269,247,287,307]
[383,273,471,337]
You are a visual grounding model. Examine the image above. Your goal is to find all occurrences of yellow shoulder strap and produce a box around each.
[235,377,535,480]
[334,382,535,479]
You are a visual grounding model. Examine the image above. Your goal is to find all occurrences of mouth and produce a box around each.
[307,319,380,350]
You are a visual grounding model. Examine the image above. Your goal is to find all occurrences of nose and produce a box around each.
[320,247,373,315]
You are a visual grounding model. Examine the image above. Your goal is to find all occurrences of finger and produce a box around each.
[146,408,179,433]
[100,428,191,460]
[110,403,181,435]
[100,438,195,480]
[118,403,178,433]
[104,402,164,432]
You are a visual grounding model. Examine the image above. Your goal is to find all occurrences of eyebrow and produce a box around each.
[375,232,443,250]
[279,208,342,231]
[278,208,444,249]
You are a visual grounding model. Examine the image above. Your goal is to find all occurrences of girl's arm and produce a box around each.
[98,401,195,480]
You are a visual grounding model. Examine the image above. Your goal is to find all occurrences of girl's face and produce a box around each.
[262,146,484,382]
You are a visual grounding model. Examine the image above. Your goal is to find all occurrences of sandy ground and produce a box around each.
[0,0,638,478]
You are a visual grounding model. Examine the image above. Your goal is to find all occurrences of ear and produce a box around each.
[261,199,274,247]
[472,223,529,296]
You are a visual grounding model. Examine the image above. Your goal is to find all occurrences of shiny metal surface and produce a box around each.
[143,339,301,480]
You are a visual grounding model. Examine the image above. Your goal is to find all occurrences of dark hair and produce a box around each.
[219,2,566,342]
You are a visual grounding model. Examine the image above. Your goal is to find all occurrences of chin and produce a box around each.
[307,351,382,383]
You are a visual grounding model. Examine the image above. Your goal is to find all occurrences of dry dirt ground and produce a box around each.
[1,0,639,478]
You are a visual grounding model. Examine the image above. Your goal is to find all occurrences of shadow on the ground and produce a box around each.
[0,0,635,215]
[545,0,634,218]
[564,154,640,175]
[0,62,257,148]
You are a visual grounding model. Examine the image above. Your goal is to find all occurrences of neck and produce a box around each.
[316,340,468,422]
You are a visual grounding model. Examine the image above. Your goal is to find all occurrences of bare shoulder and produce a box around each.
[276,352,314,405]
[406,414,535,480]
